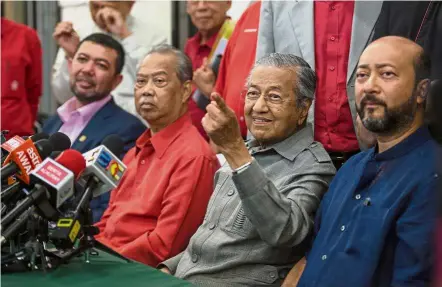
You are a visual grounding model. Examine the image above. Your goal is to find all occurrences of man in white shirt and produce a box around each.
[52,1,167,121]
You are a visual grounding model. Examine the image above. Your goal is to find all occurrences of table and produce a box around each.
[1,251,192,287]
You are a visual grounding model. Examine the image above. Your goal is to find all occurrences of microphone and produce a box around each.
[1,150,86,231]
[1,133,49,164]
[1,139,53,184]
[81,135,126,198]
[49,132,71,152]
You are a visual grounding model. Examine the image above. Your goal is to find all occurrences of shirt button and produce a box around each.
[331,5,336,10]
[328,97,333,102]
[330,36,336,41]
[209,223,216,230]
[435,173,439,178]
[355,194,361,200]
[321,255,327,260]
[227,190,234,196]
[140,160,145,165]
[340,225,346,232]
[269,271,276,279]
[329,66,335,71]
[191,254,198,263]
[240,116,244,121]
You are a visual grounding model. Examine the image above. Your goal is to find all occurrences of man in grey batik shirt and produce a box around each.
[159,53,336,287]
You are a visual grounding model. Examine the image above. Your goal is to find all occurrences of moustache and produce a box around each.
[360,94,387,108]
[75,75,95,85]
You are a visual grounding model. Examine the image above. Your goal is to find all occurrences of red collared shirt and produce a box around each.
[95,113,220,266]
[214,2,261,138]
[185,31,219,140]
[313,1,359,152]
[1,18,42,139]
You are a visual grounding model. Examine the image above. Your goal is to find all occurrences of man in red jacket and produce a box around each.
[95,44,220,267]
[1,17,42,138]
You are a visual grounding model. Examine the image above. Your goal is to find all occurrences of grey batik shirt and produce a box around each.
[162,125,336,286]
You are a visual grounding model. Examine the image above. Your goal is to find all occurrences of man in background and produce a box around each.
[43,33,145,222]
[1,17,42,139]
[192,1,261,140]
[52,0,166,121]
[95,45,219,267]
[185,0,232,139]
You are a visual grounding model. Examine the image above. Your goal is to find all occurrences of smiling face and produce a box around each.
[244,66,310,145]
[68,41,122,105]
[134,52,192,132]
[355,38,425,135]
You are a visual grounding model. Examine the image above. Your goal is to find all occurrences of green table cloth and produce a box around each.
[1,251,192,287]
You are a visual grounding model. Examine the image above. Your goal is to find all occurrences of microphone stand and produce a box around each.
[50,177,131,269]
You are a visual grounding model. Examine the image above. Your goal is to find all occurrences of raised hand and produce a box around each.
[52,21,80,59]
[95,7,131,39]
[202,93,252,169]
[194,57,216,97]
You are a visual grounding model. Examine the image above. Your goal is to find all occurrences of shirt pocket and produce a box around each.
[222,203,258,239]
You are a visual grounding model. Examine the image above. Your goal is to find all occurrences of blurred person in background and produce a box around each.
[95,44,219,267]
[1,17,42,139]
[52,0,166,122]
[185,0,232,140]
[43,33,145,222]
[191,1,261,140]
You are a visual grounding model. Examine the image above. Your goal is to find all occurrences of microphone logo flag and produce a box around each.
[1,136,25,153]
[82,146,126,197]
[31,157,74,208]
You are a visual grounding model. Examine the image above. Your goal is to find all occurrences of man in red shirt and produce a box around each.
[190,1,261,139]
[95,44,220,267]
[1,17,42,139]
[184,0,231,140]
[257,1,383,168]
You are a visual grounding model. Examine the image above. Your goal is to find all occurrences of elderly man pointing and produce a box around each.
[160,53,336,287]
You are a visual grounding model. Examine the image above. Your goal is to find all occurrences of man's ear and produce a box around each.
[417,79,430,104]
[297,99,312,126]
[111,74,124,91]
[182,81,193,103]
[67,58,73,74]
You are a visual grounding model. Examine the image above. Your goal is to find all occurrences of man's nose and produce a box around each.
[252,95,270,113]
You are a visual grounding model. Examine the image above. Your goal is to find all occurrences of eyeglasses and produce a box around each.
[243,90,285,106]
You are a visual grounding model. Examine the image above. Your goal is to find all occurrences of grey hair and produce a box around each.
[145,44,193,83]
[249,53,317,109]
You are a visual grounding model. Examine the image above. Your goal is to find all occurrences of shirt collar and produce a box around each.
[188,28,220,50]
[248,124,315,161]
[135,113,193,159]
[1,18,10,37]
[373,125,432,161]
[57,95,112,124]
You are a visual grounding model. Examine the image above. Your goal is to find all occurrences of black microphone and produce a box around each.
[49,132,71,152]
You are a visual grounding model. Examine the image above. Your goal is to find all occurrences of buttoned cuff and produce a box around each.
[232,159,267,198]
[158,252,184,274]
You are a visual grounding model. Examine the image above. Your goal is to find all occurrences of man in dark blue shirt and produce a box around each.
[293,36,442,287]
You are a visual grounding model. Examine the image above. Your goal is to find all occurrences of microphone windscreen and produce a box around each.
[101,134,124,157]
[29,132,49,142]
[35,139,54,160]
[49,132,71,152]
[55,149,86,178]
